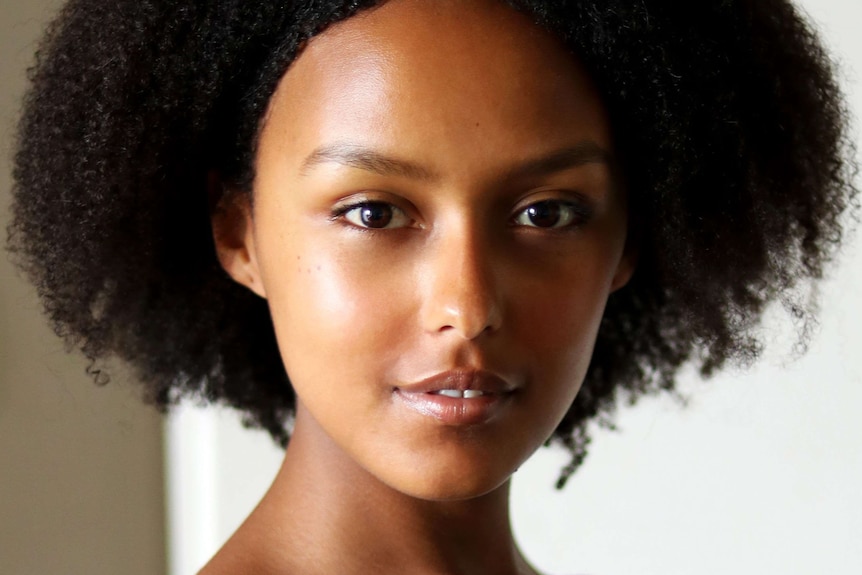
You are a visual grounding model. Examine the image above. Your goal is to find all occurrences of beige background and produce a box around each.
[0,1,166,574]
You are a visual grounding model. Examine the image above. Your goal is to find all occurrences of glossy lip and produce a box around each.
[393,369,518,426]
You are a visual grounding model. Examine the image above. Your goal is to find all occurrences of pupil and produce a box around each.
[361,204,392,228]
[527,202,561,227]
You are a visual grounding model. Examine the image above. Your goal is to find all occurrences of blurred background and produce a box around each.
[0,1,165,574]
[2,1,861,575]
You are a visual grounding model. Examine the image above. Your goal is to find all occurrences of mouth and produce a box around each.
[394,369,517,426]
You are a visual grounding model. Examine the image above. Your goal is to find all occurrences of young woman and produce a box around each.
[8,0,857,574]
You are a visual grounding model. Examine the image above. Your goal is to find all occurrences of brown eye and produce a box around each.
[343,202,410,229]
[513,200,585,229]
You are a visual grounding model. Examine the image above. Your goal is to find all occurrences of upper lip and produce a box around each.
[396,369,517,395]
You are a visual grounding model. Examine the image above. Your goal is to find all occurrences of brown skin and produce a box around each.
[207,0,633,574]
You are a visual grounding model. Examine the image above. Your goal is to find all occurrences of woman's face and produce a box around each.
[218,0,633,500]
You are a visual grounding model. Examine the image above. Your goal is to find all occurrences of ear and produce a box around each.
[609,236,638,293]
[210,176,267,299]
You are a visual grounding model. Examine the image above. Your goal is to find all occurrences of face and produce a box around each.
[215,0,633,500]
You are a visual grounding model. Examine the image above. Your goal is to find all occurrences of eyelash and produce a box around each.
[330,201,413,230]
[331,198,593,231]
[511,199,592,230]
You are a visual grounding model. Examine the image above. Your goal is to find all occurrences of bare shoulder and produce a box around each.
[196,523,287,575]
[197,545,269,575]
[198,545,288,575]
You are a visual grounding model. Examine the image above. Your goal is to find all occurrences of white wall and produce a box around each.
[166,1,862,574]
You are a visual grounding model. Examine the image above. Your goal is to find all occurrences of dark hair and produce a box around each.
[8,0,857,487]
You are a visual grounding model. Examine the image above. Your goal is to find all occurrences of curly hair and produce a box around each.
[8,0,857,487]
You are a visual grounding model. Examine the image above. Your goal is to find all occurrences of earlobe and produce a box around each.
[210,181,267,299]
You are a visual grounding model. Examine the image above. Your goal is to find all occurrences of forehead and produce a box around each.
[259,0,611,182]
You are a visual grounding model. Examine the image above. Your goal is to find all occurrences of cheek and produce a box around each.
[512,252,614,358]
[260,234,415,388]
[508,256,615,462]
[503,248,618,422]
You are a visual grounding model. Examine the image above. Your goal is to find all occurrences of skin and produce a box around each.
[208,0,633,573]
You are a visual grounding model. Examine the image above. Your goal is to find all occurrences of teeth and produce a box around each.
[434,389,485,398]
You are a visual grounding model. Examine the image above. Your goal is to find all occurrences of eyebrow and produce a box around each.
[299,141,612,182]
[501,142,613,182]
[300,143,437,181]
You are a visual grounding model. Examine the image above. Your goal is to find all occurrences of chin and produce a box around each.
[399,476,510,502]
[375,454,519,502]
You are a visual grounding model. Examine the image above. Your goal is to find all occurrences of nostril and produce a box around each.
[433,303,501,341]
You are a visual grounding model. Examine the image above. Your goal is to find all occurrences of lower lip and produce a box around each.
[393,389,513,426]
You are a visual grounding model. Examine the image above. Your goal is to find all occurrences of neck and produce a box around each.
[228,407,536,575]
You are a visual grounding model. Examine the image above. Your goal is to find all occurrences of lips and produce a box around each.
[394,369,517,426]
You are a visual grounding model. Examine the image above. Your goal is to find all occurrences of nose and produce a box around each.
[418,221,503,340]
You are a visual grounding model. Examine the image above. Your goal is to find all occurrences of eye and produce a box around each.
[512,200,589,229]
[340,202,412,229]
